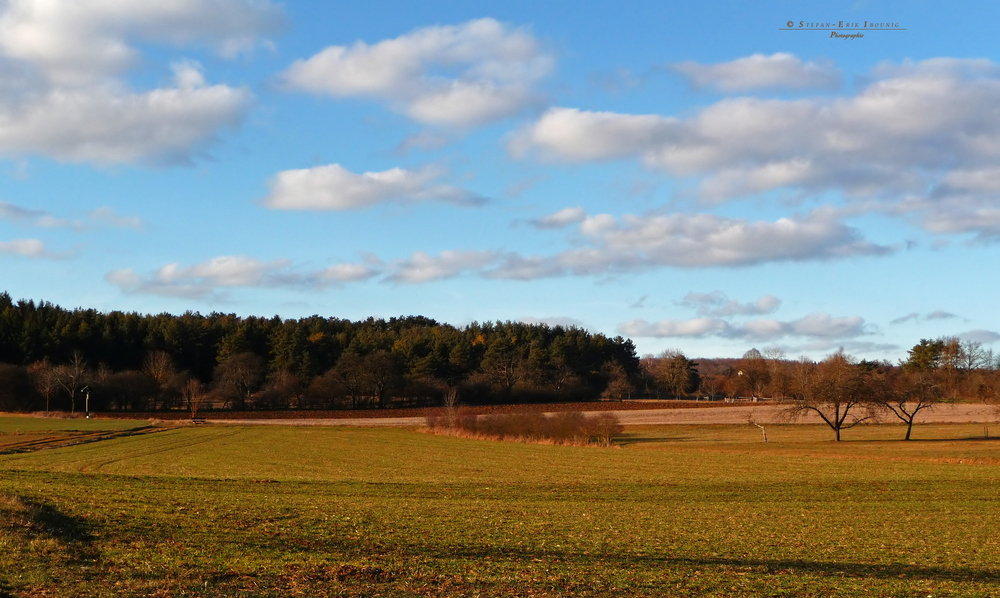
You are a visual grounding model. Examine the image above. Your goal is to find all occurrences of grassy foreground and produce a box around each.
[1,421,999,596]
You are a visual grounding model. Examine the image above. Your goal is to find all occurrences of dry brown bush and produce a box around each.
[425,409,622,446]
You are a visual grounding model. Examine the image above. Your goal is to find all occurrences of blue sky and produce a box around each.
[2,0,999,360]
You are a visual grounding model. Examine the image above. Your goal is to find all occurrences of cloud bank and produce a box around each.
[0,0,281,165]
[281,18,552,127]
[264,164,483,210]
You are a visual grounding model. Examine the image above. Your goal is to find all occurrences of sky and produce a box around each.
[2,0,999,361]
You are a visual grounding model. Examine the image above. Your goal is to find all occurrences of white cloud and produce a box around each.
[520,316,585,329]
[0,237,48,257]
[0,70,251,165]
[672,53,841,92]
[959,329,1000,344]
[490,208,888,278]
[0,0,283,85]
[0,1,278,165]
[529,206,586,229]
[681,291,781,317]
[106,255,377,298]
[280,18,552,127]
[619,312,867,341]
[618,317,729,338]
[511,59,1000,238]
[315,263,380,283]
[263,163,483,211]
[789,313,866,339]
[508,107,674,162]
[385,250,498,284]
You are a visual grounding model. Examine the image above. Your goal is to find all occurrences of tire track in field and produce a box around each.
[79,427,246,473]
[0,426,165,456]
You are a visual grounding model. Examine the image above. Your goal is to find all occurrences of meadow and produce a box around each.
[1,417,999,597]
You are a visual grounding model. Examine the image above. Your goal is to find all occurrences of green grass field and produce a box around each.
[1,421,999,596]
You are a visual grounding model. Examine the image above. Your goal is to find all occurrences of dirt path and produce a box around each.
[208,403,999,427]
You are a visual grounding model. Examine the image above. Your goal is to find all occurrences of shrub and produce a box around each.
[428,410,622,447]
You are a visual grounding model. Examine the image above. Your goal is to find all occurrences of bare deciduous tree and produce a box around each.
[214,352,264,410]
[737,348,770,401]
[600,361,633,402]
[182,378,206,418]
[142,350,177,410]
[28,360,59,412]
[54,351,89,414]
[873,369,941,440]
[787,350,874,441]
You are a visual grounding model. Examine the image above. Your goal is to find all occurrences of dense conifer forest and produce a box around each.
[0,293,641,412]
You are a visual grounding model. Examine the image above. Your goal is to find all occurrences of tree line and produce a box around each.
[0,293,640,413]
[639,338,1000,441]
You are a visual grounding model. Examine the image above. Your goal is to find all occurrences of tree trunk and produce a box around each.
[905,419,913,441]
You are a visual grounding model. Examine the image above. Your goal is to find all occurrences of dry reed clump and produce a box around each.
[425,409,622,447]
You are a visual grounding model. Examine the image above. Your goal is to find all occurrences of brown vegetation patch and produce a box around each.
[425,410,623,447]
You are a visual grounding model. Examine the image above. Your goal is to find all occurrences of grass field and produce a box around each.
[1,421,999,596]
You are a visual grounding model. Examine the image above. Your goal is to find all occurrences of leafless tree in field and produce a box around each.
[737,348,770,401]
[443,386,459,428]
[214,352,264,410]
[142,350,176,410]
[872,369,940,440]
[787,350,874,441]
[182,378,206,418]
[54,351,89,414]
[28,360,59,412]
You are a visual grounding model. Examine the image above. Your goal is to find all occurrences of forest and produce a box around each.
[0,293,640,412]
[2,293,998,423]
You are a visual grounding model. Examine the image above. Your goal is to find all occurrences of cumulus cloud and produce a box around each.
[385,250,498,284]
[263,164,483,211]
[680,291,781,317]
[108,204,888,295]
[511,59,1000,238]
[0,63,251,165]
[110,248,503,297]
[671,53,841,92]
[958,329,1000,344]
[0,1,279,165]
[618,317,729,338]
[508,108,674,162]
[106,255,378,298]
[315,263,381,283]
[0,238,49,257]
[0,0,283,85]
[280,18,552,127]
[619,312,867,341]
[520,316,585,328]
[528,206,586,229]
[489,208,888,279]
